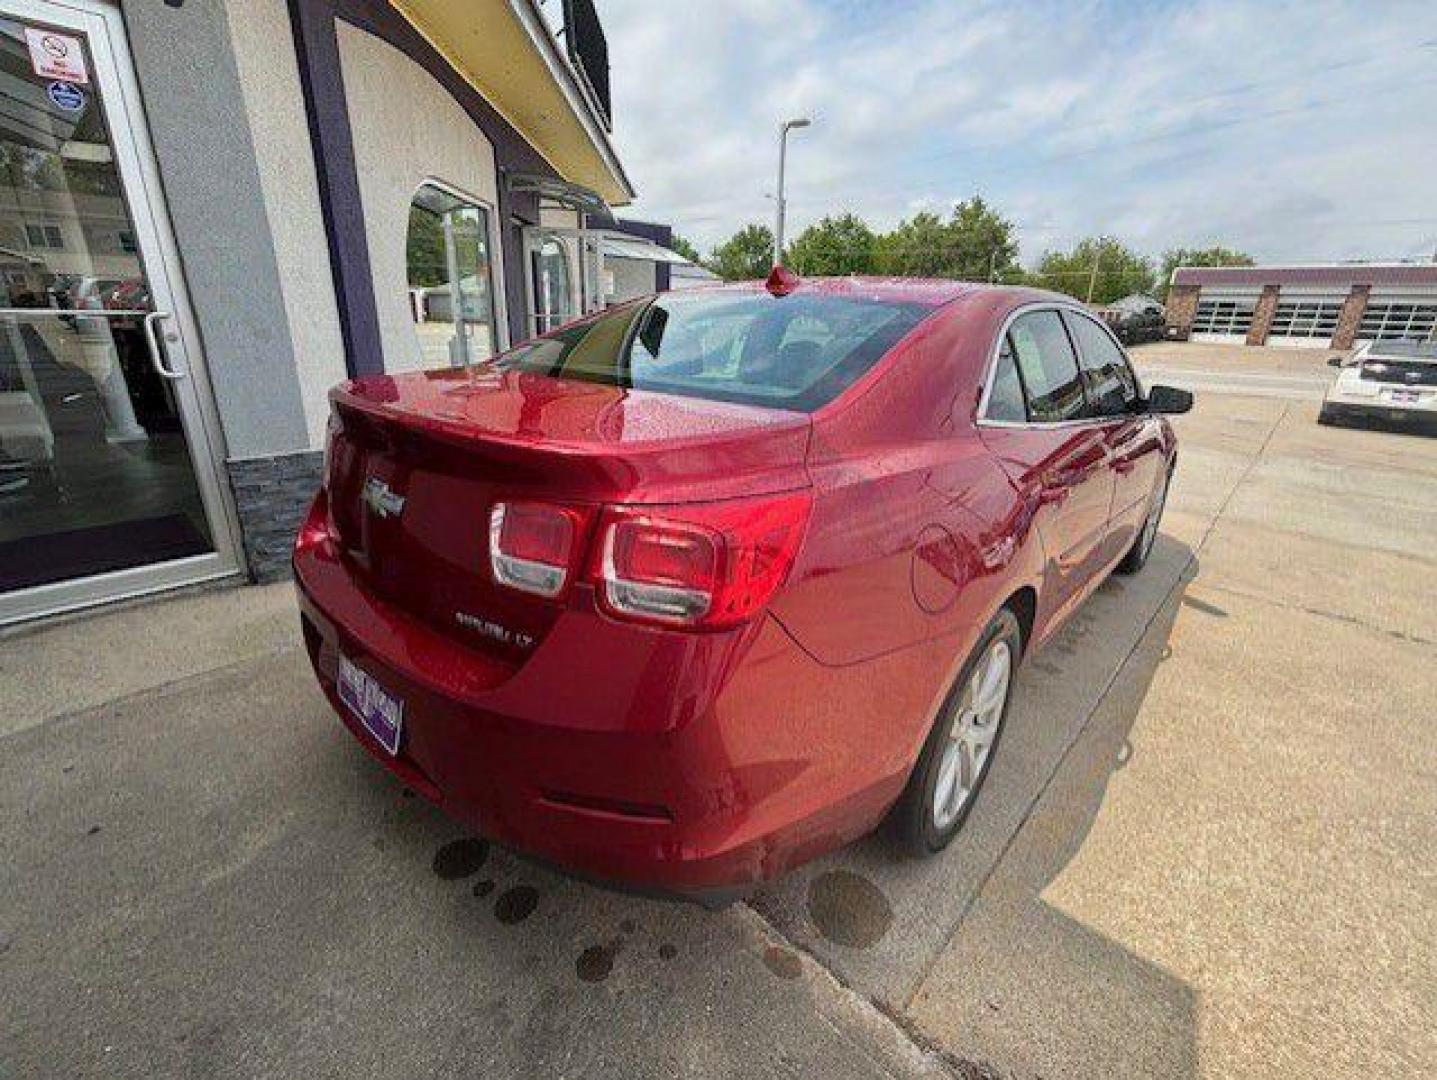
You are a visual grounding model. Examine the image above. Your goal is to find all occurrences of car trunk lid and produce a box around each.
[325,367,811,655]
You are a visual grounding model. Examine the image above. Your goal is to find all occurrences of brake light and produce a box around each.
[592,491,812,629]
[489,502,582,598]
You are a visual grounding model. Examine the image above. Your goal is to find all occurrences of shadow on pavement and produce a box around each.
[752,535,1201,1077]
[906,544,1198,1077]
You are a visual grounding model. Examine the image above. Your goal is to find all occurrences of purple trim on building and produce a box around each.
[287,0,572,363]
[1173,265,1437,289]
[286,0,385,378]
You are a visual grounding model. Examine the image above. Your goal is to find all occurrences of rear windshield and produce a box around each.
[495,292,930,411]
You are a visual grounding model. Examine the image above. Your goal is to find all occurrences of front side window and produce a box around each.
[1066,311,1140,417]
[1007,310,1085,422]
[497,292,928,411]
[406,183,498,367]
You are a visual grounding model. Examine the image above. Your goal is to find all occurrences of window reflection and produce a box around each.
[406,183,498,367]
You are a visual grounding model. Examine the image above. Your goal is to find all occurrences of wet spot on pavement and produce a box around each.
[472,879,495,898]
[1031,660,1063,675]
[432,837,489,880]
[807,870,893,949]
[658,943,678,961]
[494,885,538,924]
[576,944,616,982]
[86,825,101,836]
[619,918,636,934]
[763,946,802,980]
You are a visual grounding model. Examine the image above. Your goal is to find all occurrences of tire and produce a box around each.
[1317,404,1340,426]
[1115,465,1171,575]
[893,607,1021,855]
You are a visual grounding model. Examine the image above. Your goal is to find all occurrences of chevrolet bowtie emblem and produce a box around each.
[362,477,406,519]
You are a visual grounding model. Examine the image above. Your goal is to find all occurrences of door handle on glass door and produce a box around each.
[144,311,184,380]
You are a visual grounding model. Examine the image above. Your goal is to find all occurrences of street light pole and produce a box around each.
[774,117,811,267]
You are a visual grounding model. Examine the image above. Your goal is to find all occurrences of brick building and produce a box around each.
[1166,264,1437,350]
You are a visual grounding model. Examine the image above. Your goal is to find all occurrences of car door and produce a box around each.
[976,308,1114,625]
[1062,309,1164,564]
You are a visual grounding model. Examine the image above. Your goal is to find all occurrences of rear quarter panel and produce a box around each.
[769,293,1044,759]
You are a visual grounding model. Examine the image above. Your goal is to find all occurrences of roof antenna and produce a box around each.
[766,265,800,297]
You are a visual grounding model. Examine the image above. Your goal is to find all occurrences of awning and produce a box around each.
[391,0,634,205]
[600,236,693,265]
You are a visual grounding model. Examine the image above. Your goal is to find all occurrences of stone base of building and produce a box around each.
[227,451,324,584]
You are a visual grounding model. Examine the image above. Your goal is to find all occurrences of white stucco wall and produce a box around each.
[336,21,505,375]
[224,0,347,448]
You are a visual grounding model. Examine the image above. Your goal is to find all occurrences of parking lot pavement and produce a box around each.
[0,618,945,1080]
[903,392,1437,1077]
[3,347,1435,1078]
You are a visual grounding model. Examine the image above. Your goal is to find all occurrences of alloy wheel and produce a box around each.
[931,637,1012,830]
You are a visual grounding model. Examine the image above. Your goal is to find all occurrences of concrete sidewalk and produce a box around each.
[3,362,1434,1078]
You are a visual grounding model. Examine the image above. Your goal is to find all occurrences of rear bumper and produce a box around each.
[1325,381,1437,417]
[293,496,919,897]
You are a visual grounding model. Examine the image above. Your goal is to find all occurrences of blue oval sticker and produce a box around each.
[48,81,85,112]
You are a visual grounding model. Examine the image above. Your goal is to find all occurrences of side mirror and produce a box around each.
[1327,356,1345,368]
[1146,384,1193,415]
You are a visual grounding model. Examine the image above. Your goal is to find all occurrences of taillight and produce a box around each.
[489,502,583,598]
[591,491,812,629]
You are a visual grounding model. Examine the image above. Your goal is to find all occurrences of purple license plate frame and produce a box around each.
[337,655,404,756]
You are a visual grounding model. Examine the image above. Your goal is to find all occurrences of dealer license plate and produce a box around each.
[1389,388,1420,405]
[337,655,404,755]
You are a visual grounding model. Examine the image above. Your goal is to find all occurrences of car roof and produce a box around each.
[675,275,1006,309]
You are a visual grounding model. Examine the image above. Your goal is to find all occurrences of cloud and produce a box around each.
[596,0,1437,264]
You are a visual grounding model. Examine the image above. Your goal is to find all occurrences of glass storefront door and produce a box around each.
[0,1,238,624]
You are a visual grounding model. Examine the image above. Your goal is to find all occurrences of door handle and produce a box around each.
[1113,458,1135,475]
[143,311,184,380]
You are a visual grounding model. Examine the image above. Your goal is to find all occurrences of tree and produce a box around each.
[786,213,878,276]
[873,197,1018,280]
[1029,236,1155,304]
[948,196,1019,282]
[1157,246,1254,297]
[668,233,702,264]
[709,223,775,281]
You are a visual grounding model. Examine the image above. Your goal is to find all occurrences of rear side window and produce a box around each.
[497,293,929,411]
[985,339,1027,422]
[1066,311,1140,417]
[1007,310,1085,422]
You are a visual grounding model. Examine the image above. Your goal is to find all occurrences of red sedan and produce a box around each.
[293,274,1190,903]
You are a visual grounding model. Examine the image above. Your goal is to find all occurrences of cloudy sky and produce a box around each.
[585,0,1437,266]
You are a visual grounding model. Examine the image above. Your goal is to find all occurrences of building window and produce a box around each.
[1191,298,1255,335]
[1269,300,1341,338]
[406,183,499,367]
[25,223,63,250]
[1359,301,1437,343]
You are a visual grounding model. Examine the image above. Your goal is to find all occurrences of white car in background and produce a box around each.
[1320,340,1437,428]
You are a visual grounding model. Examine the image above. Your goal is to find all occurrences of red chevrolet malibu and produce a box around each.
[294,274,1190,903]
